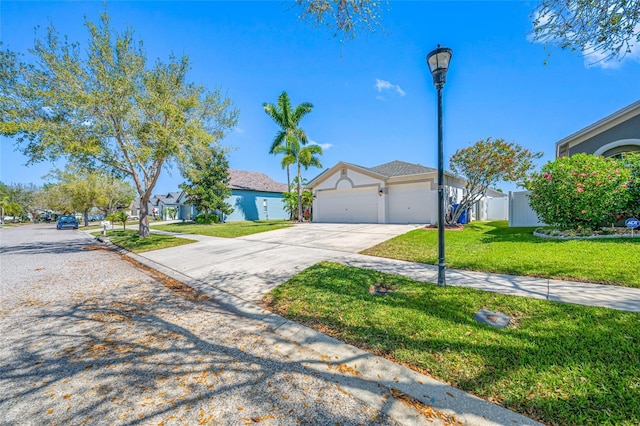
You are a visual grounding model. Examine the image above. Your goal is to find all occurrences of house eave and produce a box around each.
[307,161,388,188]
[555,100,640,156]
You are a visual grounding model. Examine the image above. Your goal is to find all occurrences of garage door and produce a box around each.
[315,188,378,223]
[388,184,435,224]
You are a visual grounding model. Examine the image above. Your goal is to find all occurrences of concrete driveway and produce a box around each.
[141,223,420,302]
[238,223,421,252]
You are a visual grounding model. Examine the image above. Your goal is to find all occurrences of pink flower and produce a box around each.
[580,173,587,177]
[577,188,584,193]
[617,214,622,219]
[543,173,552,181]
[581,210,586,214]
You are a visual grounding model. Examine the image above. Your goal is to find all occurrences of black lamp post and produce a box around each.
[426,45,452,287]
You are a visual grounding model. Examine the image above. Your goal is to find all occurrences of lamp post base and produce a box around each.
[437,263,446,287]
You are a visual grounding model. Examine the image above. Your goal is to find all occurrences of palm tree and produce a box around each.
[263,92,313,189]
[273,140,322,222]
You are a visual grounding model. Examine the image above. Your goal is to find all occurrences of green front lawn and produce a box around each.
[264,262,640,425]
[93,229,196,253]
[153,220,291,238]
[362,220,640,288]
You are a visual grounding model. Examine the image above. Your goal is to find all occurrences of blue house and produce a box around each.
[224,169,289,221]
[132,169,289,222]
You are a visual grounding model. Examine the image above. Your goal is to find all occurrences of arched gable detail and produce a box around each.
[593,139,640,156]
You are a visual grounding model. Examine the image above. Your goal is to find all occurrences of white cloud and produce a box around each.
[374,78,406,97]
[583,24,640,69]
[234,127,245,134]
[310,140,332,150]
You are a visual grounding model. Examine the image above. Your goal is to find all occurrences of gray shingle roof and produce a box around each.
[138,171,287,210]
[228,169,288,193]
[369,160,436,177]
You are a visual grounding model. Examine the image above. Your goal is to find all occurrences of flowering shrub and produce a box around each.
[526,153,632,229]
[621,152,640,217]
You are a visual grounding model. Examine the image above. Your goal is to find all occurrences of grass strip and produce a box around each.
[153,220,291,238]
[93,229,196,253]
[264,262,640,425]
[362,220,639,288]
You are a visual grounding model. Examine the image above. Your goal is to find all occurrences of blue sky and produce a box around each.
[2,1,640,194]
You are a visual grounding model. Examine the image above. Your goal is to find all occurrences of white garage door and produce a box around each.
[388,184,435,224]
[316,188,378,223]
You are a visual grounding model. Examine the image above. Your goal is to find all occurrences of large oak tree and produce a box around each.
[0,11,238,237]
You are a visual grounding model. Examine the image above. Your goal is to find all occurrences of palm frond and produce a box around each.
[269,131,286,154]
[292,102,314,124]
[277,91,291,129]
[280,153,296,169]
[292,128,309,145]
[263,103,284,127]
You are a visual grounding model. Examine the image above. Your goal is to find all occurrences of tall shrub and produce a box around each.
[621,152,640,217]
[526,153,631,229]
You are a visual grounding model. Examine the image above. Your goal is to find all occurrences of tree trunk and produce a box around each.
[286,165,291,191]
[83,209,89,227]
[138,194,151,237]
[297,163,303,223]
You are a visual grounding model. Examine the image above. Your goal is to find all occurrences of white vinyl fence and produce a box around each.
[486,197,509,221]
[508,191,546,227]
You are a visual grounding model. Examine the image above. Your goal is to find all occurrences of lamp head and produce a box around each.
[426,45,452,88]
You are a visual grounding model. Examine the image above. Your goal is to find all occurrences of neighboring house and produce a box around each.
[128,198,143,219]
[224,169,289,222]
[510,100,640,227]
[556,100,640,158]
[308,160,506,224]
[152,191,182,220]
[128,169,289,222]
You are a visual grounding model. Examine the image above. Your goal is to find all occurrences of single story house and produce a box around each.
[224,169,289,221]
[510,100,640,226]
[308,160,506,224]
[129,169,289,222]
[153,192,182,220]
[129,191,183,220]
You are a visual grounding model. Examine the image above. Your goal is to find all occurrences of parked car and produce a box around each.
[57,215,79,230]
[3,216,22,223]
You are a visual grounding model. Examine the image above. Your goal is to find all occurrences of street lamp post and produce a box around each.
[426,45,452,288]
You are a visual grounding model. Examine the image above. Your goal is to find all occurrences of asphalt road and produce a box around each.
[0,224,401,425]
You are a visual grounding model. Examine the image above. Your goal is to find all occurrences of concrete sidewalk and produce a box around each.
[340,254,640,313]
